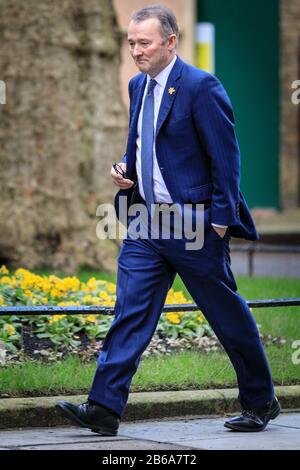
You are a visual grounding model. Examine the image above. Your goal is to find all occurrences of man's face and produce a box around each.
[127,18,175,77]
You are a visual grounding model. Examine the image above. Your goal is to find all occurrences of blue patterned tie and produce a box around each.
[141,79,157,214]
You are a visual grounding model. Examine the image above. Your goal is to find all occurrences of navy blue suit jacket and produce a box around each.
[115,56,258,241]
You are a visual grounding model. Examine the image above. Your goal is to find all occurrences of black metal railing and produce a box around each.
[0,298,300,316]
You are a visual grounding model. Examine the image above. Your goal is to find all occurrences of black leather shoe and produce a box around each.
[55,400,120,435]
[224,396,281,432]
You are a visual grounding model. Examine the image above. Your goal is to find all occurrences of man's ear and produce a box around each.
[167,34,177,51]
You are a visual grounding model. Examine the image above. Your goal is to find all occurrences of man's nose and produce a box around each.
[132,45,142,57]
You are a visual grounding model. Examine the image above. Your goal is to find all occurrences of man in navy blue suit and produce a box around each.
[57,4,280,434]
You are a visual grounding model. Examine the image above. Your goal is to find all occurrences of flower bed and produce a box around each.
[0,266,214,362]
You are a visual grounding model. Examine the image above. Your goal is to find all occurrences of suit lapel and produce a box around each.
[155,56,184,137]
[126,75,147,175]
[126,57,184,174]
[129,75,147,138]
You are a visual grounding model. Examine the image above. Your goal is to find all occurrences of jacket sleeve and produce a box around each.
[192,73,241,227]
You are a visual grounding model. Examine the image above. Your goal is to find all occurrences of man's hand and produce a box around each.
[111,162,135,189]
[212,225,227,238]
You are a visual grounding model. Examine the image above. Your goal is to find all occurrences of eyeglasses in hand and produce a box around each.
[113,163,127,179]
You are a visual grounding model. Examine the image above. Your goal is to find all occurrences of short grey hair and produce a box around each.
[131,4,179,47]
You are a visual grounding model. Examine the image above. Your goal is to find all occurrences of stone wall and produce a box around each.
[0,0,127,271]
[280,0,300,208]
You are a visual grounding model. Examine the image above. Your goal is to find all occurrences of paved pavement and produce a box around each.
[1,386,300,429]
[0,411,299,450]
[231,250,300,277]
[229,207,300,277]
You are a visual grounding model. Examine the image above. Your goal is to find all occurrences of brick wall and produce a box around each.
[113,0,195,108]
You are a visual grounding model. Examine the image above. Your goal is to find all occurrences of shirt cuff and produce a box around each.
[211,223,228,229]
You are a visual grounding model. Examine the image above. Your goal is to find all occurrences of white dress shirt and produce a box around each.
[135,55,227,229]
[136,55,176,204]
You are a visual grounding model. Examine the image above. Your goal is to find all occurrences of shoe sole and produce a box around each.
[55,403,118,436]
[224,402,281,432]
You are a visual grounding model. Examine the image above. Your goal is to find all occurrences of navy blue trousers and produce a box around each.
[89,210,274,418]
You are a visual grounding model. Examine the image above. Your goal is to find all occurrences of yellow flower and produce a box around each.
[81,284,90,293]
[99,291,110,300]
[62,277,80,292]
[197,314,205,323]
[24,290,34,298]
[87,278,97,290]
[50,288,64,298]
[100,299,114,307]
[15,268,30,277]
[57,301,80,306]
[0,295,5,306]
[48,314,66,324]
[107,283,116,294]
[166,313,181,324]
[42,280,52,294]
[5,324,16,336]
[83,295,93,304]
[87,315,96,323]
[0,276,11,284]
[0,265,9,275]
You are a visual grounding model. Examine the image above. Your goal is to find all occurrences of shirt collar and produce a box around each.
[147,55,177,89]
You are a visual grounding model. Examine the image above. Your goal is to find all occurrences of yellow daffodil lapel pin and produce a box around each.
[168,87,176,95]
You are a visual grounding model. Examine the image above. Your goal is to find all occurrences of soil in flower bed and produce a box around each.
[5,330,288,365]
